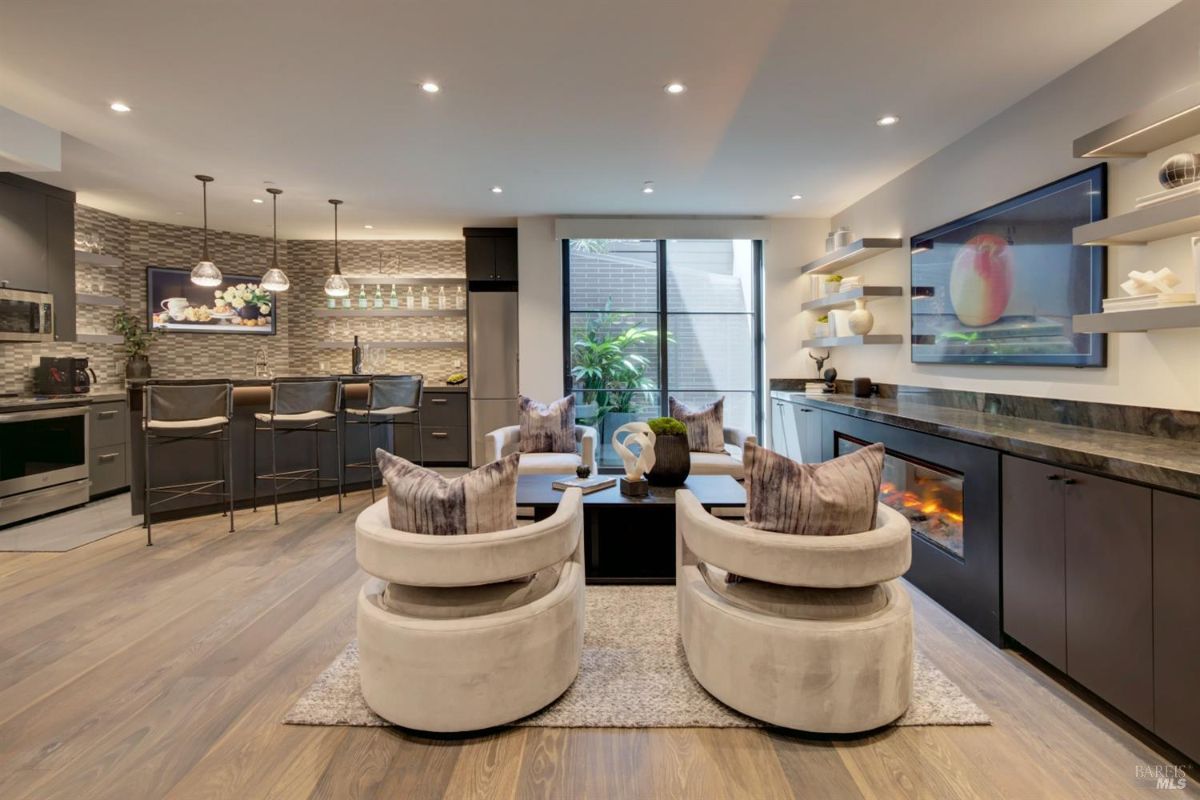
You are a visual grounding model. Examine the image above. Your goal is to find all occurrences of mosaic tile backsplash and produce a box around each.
[0,206,468,394]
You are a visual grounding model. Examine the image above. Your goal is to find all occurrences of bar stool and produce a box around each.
[253,378,344,524]
[142,382,234,546]
[343,374,424,501]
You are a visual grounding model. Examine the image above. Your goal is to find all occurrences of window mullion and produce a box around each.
[657,239,669,418]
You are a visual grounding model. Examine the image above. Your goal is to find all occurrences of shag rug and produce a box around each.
[284,586,990,729]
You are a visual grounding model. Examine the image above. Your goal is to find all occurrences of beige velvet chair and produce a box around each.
[676,491,913,733]
[688,426,757,480]
[356,488,585,732]
[484,425,599,475]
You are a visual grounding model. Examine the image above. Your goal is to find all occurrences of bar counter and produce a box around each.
[127,375,469,520]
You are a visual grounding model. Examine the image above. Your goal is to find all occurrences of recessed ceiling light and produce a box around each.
[642,181,655,194]
[791,194,803,200]
[252,198,264,204]
[876,114,900,127]
[363,224,374,229]
[664,82,687,95]
[421,81,440,94]
[491,186,503,194]
[109,101,131,113]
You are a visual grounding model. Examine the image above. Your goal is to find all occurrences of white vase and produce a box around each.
[847,297,874,335]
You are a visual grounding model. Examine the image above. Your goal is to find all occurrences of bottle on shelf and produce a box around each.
[455,285,465,310]
[351,335,363,374]
[420,286,431,309]
[357,285,368,309]
[437,286,448,310]
[405,286,415,309]
[389,284,399,308]
[374,284,384,308]
[327,294,337,309]
[341,293,351,309]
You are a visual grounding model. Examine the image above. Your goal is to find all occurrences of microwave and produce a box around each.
[0,288,54,342]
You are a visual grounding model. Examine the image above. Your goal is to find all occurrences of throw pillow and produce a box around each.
[669,396,726,454]
[743,440,884,535]
[377,449,519,534]
[518,394,577,454]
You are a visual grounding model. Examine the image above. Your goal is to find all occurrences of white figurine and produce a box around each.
[1121,267,1180,296]
[611,422,656,482]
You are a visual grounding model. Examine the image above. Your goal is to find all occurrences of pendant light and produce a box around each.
[323,198,350,297]
[260,188,290,292]
[190,174,222,287]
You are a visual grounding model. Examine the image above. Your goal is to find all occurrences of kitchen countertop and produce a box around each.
[774,391,1200,496]
[123,376,468,391]
[0,388,128,413]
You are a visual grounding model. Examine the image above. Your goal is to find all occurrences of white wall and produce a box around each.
[764,218,833,381]
[517,216,564,401]
[824,0,1200,411]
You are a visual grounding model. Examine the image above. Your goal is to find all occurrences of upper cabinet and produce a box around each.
[0,173,76,341]
[464,227,518,284]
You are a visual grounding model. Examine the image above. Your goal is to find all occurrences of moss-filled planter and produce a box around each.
[646,417,690,486]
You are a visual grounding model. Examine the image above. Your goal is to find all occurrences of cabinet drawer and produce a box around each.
[421,391,468,427]
[89,401,128,448]
[396,423,469,464]
[89,444,128,496]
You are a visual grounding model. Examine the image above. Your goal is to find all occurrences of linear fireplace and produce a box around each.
[825,413,1002,644]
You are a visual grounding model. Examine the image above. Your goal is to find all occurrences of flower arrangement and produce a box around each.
[647,417,687,436]
[215,283,272,323]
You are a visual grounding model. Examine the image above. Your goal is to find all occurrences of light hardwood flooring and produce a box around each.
[0,491,1193,800]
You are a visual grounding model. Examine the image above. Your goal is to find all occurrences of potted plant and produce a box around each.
[645,416,690,486]
[813,314,830,338]
[113,309,158,380]
[823,274,844,296]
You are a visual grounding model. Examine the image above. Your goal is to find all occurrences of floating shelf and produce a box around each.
[1074,83,1200,158]
[76,333,123,344]
[799,238,902,275]
[1073,305,1200,333]
[342,275,465,286]
[801,285,903,313]
[75,251,122,267]
[801,334,903,348]
[1073,194,1200,245]
[314,308,465,318]
[316,340,464,350]
[76,293,124,307]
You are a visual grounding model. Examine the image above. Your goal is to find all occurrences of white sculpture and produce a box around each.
[1120,267,1181,296]
[611,422,656,482]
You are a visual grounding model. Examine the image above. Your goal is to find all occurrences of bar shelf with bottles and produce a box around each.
[322,280,467,315]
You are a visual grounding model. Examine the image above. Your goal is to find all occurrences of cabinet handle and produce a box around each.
[431,431,449,439]
[430,398,448,404]
[1046,474,1062,481]
[97,452,119,463]
[97,410,118,419]
[800,408,812,413]
[1062,478,1077,485]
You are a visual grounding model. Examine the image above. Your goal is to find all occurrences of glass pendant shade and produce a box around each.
[324,198,349,297]
[260,188,289,292]
[190,175,222,287]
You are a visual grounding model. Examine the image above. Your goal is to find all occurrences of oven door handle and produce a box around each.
[0,405,89,424]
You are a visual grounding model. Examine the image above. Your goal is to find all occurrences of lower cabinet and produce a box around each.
[88,400,129,498]
[393,390,468,465]
[1153,490,1200,761]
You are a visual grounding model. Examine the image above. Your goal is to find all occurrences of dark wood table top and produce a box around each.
[516,474,745,509]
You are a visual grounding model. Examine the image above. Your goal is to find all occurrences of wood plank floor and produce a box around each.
[0,491,1192,800]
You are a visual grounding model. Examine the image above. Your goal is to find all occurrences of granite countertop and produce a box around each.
[0,388,128,413]
[775,391,1200,496]
[123,376,468,391]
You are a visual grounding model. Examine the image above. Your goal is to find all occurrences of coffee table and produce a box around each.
[516,474,746,584]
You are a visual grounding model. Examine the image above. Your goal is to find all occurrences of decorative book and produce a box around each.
[552,476,617,494]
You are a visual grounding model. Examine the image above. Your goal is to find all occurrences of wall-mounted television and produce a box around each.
[909,165,1106,367]
[147,266,276,335]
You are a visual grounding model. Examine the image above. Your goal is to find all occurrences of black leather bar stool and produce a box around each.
[142,381,234,546]
[343,374,424,501]
[253,378,344,524]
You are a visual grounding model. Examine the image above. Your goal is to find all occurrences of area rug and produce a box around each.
[284,586,990,729]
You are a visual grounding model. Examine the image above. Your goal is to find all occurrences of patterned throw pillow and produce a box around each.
[376,449,519,534]
[743,441,884,535]
[518,394,576,454]
[669,396,726,454]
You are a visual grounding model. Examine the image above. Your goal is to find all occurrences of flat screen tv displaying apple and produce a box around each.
[909,165,1106,367]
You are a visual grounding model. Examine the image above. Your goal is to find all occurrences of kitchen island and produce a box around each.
[126,376,469,520]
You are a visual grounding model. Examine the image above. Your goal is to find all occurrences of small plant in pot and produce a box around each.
[823,274,844,296]
[113,309,158,380]
[645,417,690,486]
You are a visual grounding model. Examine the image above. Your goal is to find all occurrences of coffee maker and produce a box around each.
[34,357,96,395]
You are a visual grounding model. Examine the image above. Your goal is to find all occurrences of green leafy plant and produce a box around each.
[817,314,829,323]
[824,274,844,282]
[570,302,659,421]
[647,417,686,436]
[112,309,158,358]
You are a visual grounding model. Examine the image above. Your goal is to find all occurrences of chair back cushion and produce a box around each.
[377,449,518,534]
[382,564,562,619]
[518,394,576,453]
[669,396,725,453]
[697,563,889,620]
[744,441,884,535]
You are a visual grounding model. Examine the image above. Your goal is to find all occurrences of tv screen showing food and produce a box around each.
[909,165,1106,367]
[147,267,276,335]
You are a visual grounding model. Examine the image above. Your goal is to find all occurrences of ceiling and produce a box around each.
[0,0,1177,239]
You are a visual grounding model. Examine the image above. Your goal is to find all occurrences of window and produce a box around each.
[564,238,763,469]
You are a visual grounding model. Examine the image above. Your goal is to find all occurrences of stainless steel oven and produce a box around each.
[0,287,55,342]
[0,406,90,526]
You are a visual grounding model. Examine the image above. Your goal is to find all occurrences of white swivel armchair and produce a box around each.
[356,489,585,732]
[484,424,599,475]
[688,426,757,480]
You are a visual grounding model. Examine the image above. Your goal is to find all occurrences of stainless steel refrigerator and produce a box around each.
[467,289,519,465]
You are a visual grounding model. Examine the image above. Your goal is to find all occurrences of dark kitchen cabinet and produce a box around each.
[393,390,469,465]
[1152,490,1200,761]
[45,196,76,341]
[464,228,517,283]
[0,179,49,291]
[1001,455,1067,671]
